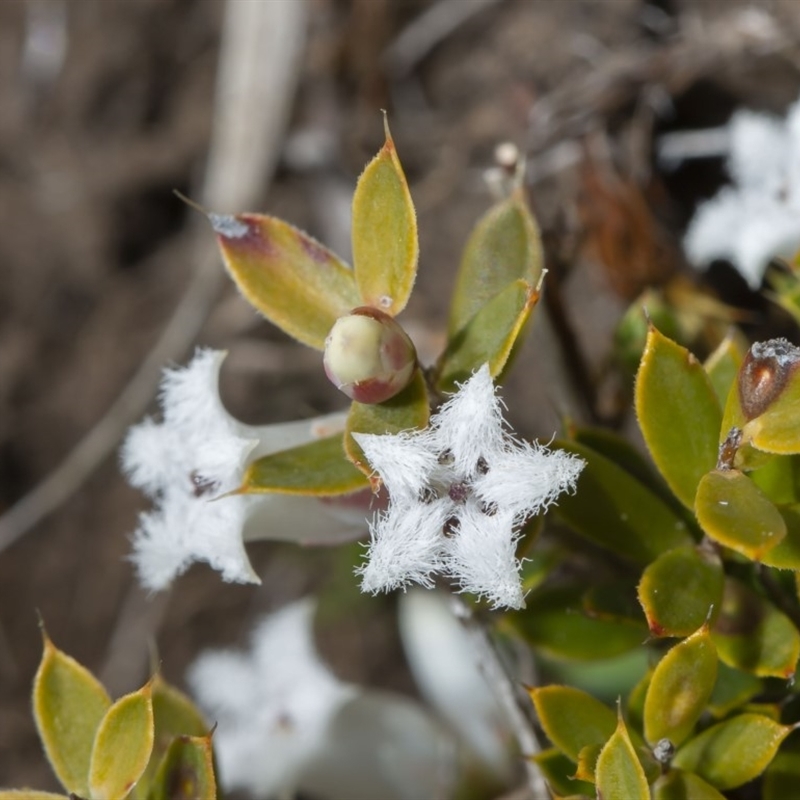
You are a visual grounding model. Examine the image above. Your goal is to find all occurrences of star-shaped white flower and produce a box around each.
[122,349,367,590]
[685,97,800,288]
[353,364,585,609]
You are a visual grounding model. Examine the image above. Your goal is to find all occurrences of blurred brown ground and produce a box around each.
[1,0,799,792]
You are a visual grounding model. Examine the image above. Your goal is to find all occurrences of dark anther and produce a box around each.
[476,456,489,475]
[419,486,439,504]
[448,481,469,503]
[479,500,498,516]
[442,516,460,537]
[438,449,454,466]
[190,471,218,497]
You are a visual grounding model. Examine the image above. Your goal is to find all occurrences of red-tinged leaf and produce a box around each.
[212,213,360,350]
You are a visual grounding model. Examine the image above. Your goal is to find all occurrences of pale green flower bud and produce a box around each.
[323,307,417,403]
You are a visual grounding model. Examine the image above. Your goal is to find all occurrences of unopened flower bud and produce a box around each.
[323,307,416,403]
[739,338,800,420]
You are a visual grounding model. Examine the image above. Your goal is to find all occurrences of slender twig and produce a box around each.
[449,596,549,800]
[0,0,308,556]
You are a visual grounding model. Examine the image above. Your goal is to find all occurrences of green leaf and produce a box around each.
[33,631,112,797]
[626,669,652,736]
[707,662,762,719]
[133,676,209,800]
[88,680,155,800]
[651,770,727,800]
[763,733,800,800]
[528,685,616,762]
[351,118,417,316]
[635,326,722,508]
[704,331,746,407]
[345,368,429,474]
[695,469,786,560]
[595,713,650,800]
[509,585,647,661]
[673,713,792,790]
[644,625,718,747]
[532,748,595,798]
[574,742,603,783]
[761,506,800,570]
[0,793,70,799]
[436,278,538,393]
[147,735,216,800]
[237,434,368,496]
[553,441,693,564]
[750,456,798,505]
[212,213,360,350]
[447,189,542,337]
[711,577,800,679]
[638,545,724,638]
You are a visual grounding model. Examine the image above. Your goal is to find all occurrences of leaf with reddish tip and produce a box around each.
[638,545,724,638]
[351,119,418,316]
[635,326,722,508]
[345,368,429,475]
[33,631,112,797]
[711,577,800,678]
[147,734,216,800]
[238,434,368,496]
[673,713,792,790]
[528,685,616,762]
[595,714,650,800]
[436,279,538,393]
[695,469,786,560]
[447,189,543,337]
[643,626,718,747]
[88,680,155,800]
[212,213,360,350]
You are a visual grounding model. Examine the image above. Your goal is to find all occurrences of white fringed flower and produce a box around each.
[353,364,584,609]
[122,349,365,590]
[685,98,800,288]
[187,599,357,798]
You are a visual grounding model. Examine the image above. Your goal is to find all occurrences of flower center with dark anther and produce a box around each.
[190,471,218,497]
[448,481,470,503]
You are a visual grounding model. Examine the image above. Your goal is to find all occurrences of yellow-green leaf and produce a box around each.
[237,434,368,496]
[436,279,538,392]
[351,119,417,316]
[33,631,112,796]
[638,545,724,638]
[528,685,616,762]
[344,367,429,474]
[763,733,800,800]
[147,734,216,800]
[447,189,542,337]
[553,441,693,564]
[644,626,718,747]
[88,680,155,800]
[0,793,70,799]
[695,469,786,560]
[704,331,746,407]
[651,770,726,800]
[635,326,722,508]
[673,713,792,790]
[711,577,800,679]
[532,748,595,798]
[132,676,209,800]
[595,714,650,800]
[212,213,360,350]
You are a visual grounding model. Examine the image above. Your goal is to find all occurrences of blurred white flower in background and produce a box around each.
[122,349,367,590]
[354,364,584,609]
[188,598,458,800]
[684,97,800,288]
